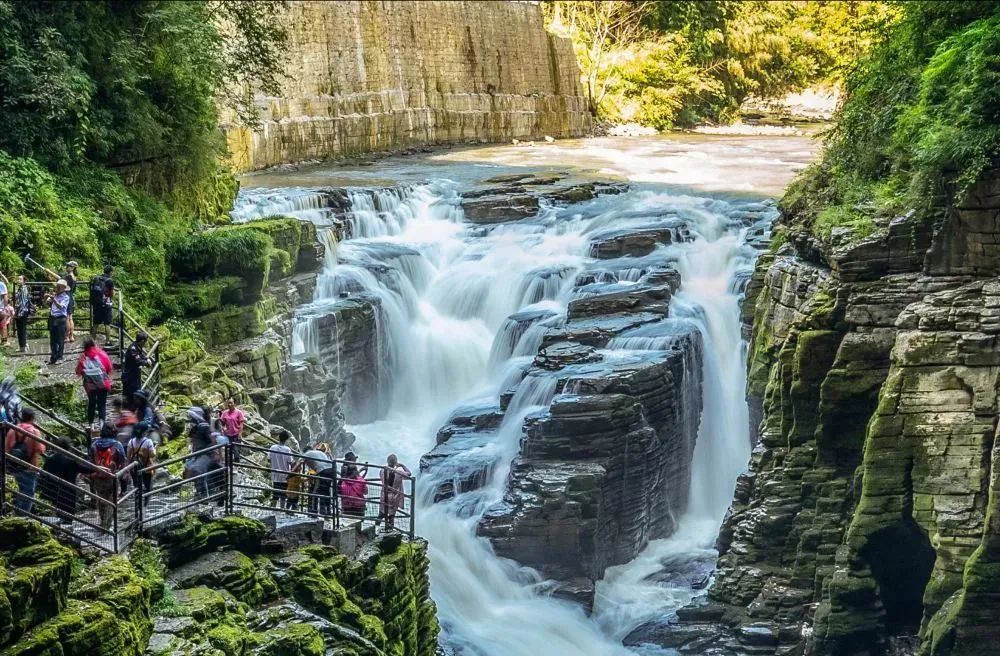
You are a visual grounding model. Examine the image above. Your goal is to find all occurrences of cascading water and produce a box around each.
[234,134,809,655]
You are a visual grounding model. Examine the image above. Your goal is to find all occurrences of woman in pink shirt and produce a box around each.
[219,398,246,461]
[76,336,113,429]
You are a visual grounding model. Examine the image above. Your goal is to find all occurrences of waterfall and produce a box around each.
[232,137,793,654]
[592,226,762,641]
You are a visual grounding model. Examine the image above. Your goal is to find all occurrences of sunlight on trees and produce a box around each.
[543,0,898,129]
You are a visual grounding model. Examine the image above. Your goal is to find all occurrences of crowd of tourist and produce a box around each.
[0,260,116,359]
[1,264,413,535]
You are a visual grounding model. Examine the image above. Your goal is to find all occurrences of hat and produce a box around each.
[186,406,204,423]
[344,451,358,462]
[66,260,78,268]
[55,279,67,288]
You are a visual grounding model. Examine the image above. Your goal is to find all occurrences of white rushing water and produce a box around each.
[236,135,808,654]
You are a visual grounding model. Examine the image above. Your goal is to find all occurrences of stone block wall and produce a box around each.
[223,1,592,170]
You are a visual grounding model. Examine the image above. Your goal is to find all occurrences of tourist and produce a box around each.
[13,275,33,353]
[183,406,218,500]
[378,454,411,532]
[285,462,307,512]
[40,435,90,525]
[219,397,246,462]
[90,265,115,345]
[268,431,294,509]
[63,261,78,343]
[132,390,157,435]
[122,331,152,405]
[0,377,22,424]
[4,407,44,515]
[109,397,137,448]
[339,452,368,519]
[0,272,11,347]
[76,336,113,429]
[126,424,156,497]
[89,422,125,529]
[44,279,70,364]
[299,443,334,516]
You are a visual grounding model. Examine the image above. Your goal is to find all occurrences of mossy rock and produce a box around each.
[0,519,75,647]
[154,514,268,567]
[197,298,276,347]
[0,598,145,656]
[162,276,247,318]
[255,624,324,656]
[170,550,271,607]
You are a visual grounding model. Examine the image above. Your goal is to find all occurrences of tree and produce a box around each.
[545,1,653,115]
[0,0,288,212]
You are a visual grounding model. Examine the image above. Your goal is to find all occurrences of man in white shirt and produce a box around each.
[268,431,294,508]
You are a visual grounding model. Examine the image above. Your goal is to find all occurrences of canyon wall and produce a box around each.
[667,171,1000,656]
[224,1,592,171]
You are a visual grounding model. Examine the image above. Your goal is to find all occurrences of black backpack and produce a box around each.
[90,275,106,303]
[8,431,30,467]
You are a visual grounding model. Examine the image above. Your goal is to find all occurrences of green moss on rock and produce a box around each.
[256,624,324,656]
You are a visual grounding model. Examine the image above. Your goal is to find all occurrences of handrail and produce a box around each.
[18,392,89,441]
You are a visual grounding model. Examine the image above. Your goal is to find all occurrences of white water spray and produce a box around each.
[234,134,805,655]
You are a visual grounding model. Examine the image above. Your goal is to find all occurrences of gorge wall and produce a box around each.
[664,171,1000,656]
[223,0,592,171]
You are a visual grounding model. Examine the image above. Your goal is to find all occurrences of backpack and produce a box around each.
[90,275,107,303]
[92,442,120,478]
[8,431,30,465]
[128,436,154,467]
[82,354,108,391]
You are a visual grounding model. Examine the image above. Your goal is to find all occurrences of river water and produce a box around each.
[234,133,817,654]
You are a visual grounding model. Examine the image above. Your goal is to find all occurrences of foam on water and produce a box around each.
[232,136,797,654]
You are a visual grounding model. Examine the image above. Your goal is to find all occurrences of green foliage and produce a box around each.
[786,1,1000,239]
[0,1,286,218]
[544,0,895,126]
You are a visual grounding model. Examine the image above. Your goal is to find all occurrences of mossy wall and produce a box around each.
[707,169,1000,655]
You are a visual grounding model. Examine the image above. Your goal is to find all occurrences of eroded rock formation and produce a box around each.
[660,171,1000,656]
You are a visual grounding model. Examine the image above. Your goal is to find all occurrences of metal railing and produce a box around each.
[2,422,418,553]
[0,421,139,553]
[19,281,94,340]
[137,441,415,539]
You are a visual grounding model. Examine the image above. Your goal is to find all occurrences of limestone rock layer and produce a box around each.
[224,1,592,170]
[678,170,1000,656]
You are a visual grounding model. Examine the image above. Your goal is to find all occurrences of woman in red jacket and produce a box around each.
[77,336,113,429]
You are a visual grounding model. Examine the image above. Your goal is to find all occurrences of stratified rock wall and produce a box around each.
[224,1,592,170]
[695,170,1000,656]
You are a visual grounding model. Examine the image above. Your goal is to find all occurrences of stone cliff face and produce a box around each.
[224,1,592,171]
[673,171,1000,656]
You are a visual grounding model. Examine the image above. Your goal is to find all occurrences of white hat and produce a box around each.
[55,279,68,288]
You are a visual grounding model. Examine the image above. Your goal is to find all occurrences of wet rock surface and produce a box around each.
[688,169,1000,656]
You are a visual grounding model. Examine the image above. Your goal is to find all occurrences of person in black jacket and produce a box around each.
[40,435,92,526]
[122,332,152,405]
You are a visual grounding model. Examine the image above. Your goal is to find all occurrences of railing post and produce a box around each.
[332,463,339,530]
[0,424,7,518]
[225,444,233,515]
[136,467,144,530]
[409,477,415,540]
[117,290,125,362]
[112,476,120,553]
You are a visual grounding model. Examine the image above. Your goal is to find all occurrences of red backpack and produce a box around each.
[92,442,120,478]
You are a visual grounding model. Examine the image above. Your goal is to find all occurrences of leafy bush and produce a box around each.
[168,228,273,301]
[785,1,1000,239]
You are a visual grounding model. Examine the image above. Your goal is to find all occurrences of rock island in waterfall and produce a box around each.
[1,3,999,656]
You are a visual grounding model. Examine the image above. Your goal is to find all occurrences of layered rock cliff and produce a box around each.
[667,171,1000,656]
[224,1,592,171]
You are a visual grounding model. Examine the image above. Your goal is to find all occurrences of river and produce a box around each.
[233,132,818,654]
